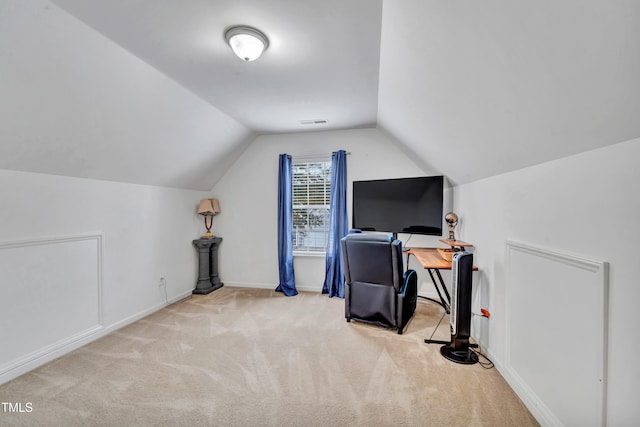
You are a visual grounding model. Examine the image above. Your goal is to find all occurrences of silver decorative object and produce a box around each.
[445,212,459,241]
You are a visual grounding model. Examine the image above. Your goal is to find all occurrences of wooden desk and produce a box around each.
[407,247,478,271]
[405,247,478,313]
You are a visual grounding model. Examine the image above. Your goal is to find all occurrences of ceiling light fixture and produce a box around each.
[224,26,269,62]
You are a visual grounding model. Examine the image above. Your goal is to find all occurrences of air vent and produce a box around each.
[299,119,328,125]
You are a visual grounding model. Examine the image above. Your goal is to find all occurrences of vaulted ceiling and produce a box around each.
[378,0,640,184]
[51,0,383,134]
[2,0,639,189]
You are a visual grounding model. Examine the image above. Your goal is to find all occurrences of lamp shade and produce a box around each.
[197,198,221,216]
[225,26,269,62]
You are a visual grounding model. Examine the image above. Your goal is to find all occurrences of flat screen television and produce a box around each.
[352,175,444,235]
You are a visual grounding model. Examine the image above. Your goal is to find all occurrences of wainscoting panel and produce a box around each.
[0,234,103,379]
[505,241,608,427]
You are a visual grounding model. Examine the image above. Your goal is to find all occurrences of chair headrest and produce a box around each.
[342,233,393,243]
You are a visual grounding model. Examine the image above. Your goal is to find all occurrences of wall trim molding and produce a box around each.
[225,281,438,297]
[0,325,104,385]
[0,289,193,386]
[0,233,105,385]
[100,289,194,336]
[0,229,193,387]
[225,281,321,293]
[504,240,609,427]
[0,232,105,327]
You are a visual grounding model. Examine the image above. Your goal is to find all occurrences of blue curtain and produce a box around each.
[276,154,298,296]
[322,150,348,298]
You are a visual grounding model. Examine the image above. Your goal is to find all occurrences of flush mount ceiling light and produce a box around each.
[224,25,269,62]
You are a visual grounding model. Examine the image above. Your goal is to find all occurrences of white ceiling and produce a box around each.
[3,0,639,189]
[51,0,383,134]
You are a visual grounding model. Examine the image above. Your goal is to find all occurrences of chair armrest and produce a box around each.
[397,269,418,333]
[401,270,417,297]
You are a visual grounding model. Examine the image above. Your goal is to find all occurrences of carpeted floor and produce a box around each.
[0,287,538,426]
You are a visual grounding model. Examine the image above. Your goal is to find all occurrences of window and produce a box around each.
[292,160,331,254]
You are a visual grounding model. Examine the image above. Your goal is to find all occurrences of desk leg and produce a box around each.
[425,268,450,314]
[434,269,451,303]
[407,251,451,313]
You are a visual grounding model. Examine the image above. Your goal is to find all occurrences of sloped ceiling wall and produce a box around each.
[0,0,253,191]
[2,0,639,190]
[377,0,640,185]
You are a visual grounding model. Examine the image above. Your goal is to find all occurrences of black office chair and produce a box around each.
[340,232,418,334]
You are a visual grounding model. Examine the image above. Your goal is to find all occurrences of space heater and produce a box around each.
[440,251,478,364]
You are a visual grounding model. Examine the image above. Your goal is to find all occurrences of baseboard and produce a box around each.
[0,325,104,386]
[0,289,193,386]
[502,241,608,427]
[168,289,194,304]
[100,289,193,335]
[225,281,322,293]
[485,348,555,427]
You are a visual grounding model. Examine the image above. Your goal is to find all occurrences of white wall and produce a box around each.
[454,137,640,425]
[0,169,207,384]
[378,0,640,186]
[210,127,449,292]
[0,0,244,384]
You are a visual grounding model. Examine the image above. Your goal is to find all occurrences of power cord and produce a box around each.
[469,343,495,369]
[427,306,495,369]
[427,309,447,342]
[159,277,168,304]
[403,233,414,248]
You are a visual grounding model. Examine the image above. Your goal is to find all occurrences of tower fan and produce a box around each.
[440,251,478,365]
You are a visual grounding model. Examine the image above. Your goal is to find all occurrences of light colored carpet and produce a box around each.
[0,287,538,426]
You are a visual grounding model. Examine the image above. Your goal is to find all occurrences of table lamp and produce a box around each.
[197,198,221,238]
